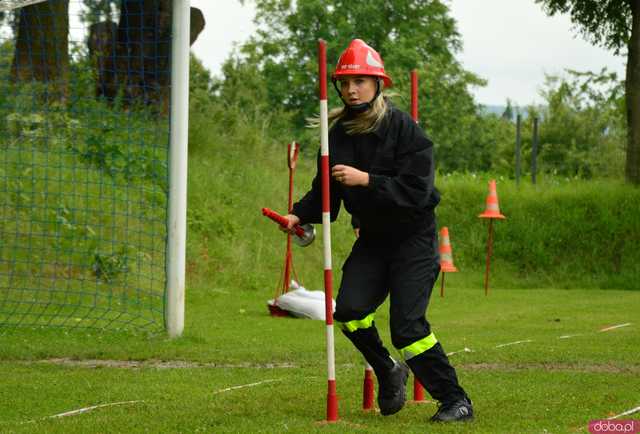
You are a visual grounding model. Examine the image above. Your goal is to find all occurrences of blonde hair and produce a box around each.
[308,92,389,135]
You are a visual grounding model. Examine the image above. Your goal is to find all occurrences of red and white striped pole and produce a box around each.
[410,69,427,404]
[318,39,338,423]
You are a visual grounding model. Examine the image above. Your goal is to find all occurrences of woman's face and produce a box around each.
[338,75,377,106]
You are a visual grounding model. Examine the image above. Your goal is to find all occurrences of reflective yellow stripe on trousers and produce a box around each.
[339,313,375,333]
[400,333,438,360]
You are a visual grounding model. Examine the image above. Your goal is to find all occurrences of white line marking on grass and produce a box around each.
[495,340,533,349]
[23,400,144,423]
[213,379,281,394]
[607,405,640,419]
[27,358,297,369]
[599,323,632,332]
[558,334,584,339]
[447,347,473,356]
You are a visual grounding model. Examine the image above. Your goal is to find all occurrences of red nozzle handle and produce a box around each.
[262,207,306,237]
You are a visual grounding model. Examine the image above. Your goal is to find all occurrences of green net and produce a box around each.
[0,0,171,332]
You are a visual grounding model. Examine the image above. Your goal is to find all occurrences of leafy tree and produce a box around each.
[507,69,625,180]
[535,0,640,184]
[228,0,488,172]
[502,99,514,120]
[0,8,17,31]
[538,69,625,178]
[80,0,119,26]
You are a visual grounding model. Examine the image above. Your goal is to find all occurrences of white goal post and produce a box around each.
[165,0,191,338]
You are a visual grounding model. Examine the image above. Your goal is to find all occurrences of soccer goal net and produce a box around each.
[0,0,190,333]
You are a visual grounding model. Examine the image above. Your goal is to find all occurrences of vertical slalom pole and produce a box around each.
[411,69,419,122]
[484,219,494,296]
[409,69,427,403]
[318,39,338,423]
[282,142,299,293]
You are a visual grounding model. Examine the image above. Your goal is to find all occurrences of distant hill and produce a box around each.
[478,104,530,120]
[480,104,507,116]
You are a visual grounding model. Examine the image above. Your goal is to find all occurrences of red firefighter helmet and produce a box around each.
[332,39,392,87]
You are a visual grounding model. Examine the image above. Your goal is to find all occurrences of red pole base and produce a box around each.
[484,219,495,296]
[413,377,425,402]
[326,379,339,422]
[362,368,375,410]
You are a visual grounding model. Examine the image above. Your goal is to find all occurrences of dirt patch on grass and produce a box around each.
[460,362,640,374]
[9,359,639,374]
[18,358,297,369]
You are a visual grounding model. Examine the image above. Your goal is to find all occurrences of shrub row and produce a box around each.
[436,175,640,289]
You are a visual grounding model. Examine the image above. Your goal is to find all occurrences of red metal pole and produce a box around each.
[408,69,427,403]
[283,239,292,293]
[411,69,418,123]
[484,219,494,296]
[318,39,338,423]
[282,142,299,293]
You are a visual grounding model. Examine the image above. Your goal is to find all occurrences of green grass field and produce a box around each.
[1,281,637,433]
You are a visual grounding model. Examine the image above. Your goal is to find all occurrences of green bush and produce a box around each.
[184,87,639,292]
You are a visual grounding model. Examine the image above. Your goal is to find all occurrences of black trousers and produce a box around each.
[334,228,467,403]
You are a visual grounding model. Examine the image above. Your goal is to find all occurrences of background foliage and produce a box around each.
[222,0,627,177]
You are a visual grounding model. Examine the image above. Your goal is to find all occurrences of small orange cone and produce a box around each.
[439,227,458,273]
[438,227,457,298]
[478,180,506,219]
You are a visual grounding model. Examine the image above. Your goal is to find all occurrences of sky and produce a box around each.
[190,0,627,106]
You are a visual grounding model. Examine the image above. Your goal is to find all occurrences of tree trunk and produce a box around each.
[97,1,204,113]
[626,0,640,184]
[10,0,69,100]
[113,0,172,109]
[100,0,205,113]
[88,20,118,99]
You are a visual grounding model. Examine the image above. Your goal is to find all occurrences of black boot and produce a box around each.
[430,396,474,422]
[377,361,409,416]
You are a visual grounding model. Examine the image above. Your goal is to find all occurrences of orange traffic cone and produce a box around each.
[439,227,458,273]
[439,227,457,297]
[478,180,506,219]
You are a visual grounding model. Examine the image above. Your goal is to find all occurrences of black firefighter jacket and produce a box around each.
[291,104,440,245]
